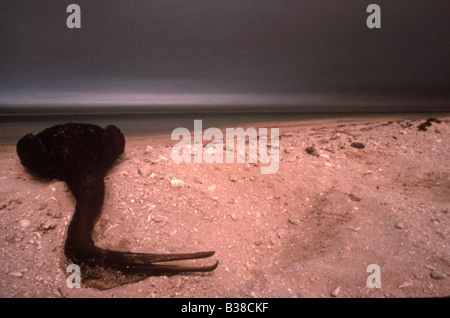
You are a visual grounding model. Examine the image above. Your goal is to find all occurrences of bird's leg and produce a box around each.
[64,171,218,275]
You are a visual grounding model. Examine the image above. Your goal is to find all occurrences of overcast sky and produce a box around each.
[1,0,449,111]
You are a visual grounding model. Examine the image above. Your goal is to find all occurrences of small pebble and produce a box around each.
[394,222,404,229]
[284,147,294,154]
[229,174,239,182]
[144,145,153,154]
[349,227,360,232]
[288,217,300,225]
[138,165,152,177]
[193,177,204,184]
[151,215,166,223]
[398,281,413,289]
[331,286,340,297]
[19,219,30,228]
[425,265,436,271]
[9,272,23,278]
[47,211,63,218]
[430,271,446,280]
[170,179,185,188]
[305,146,319,157]
[351,142,365,149]
[38,202,48,210]
[348,193,361,202]
[38,222,56,232]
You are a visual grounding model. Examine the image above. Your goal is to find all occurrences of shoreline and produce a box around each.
[2,111,449,146]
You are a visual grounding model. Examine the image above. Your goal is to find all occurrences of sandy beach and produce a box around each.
[0,114,449,298]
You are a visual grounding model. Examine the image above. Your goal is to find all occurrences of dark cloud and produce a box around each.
[1,0,449,111]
